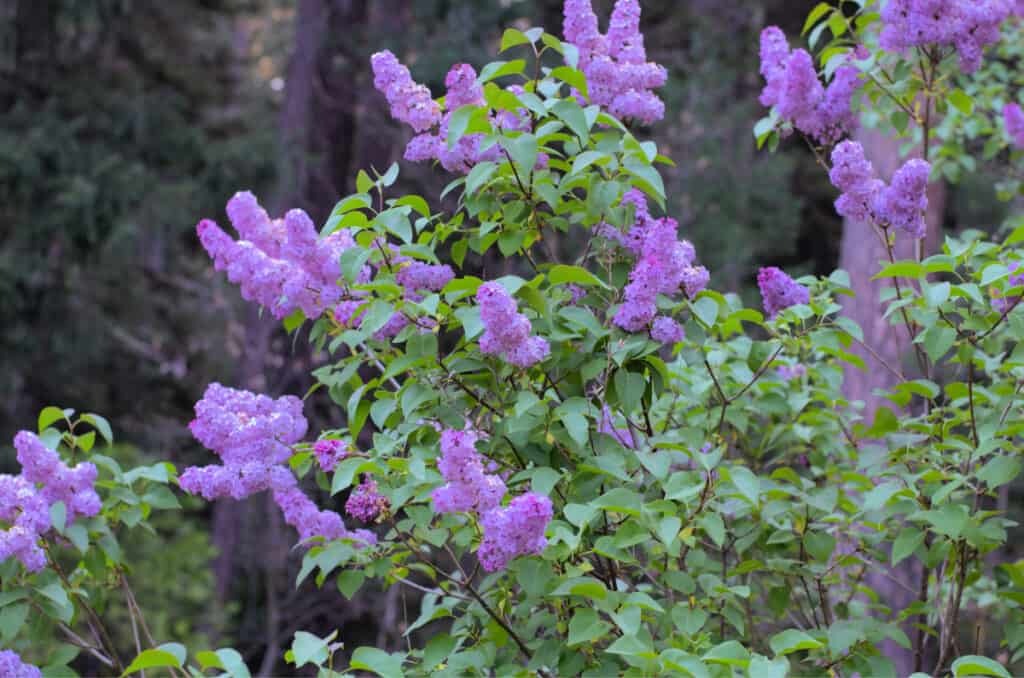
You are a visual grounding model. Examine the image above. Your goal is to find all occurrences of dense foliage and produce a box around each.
[2,1,1024,677]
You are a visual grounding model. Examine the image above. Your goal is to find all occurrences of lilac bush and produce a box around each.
[3,2,1024,677]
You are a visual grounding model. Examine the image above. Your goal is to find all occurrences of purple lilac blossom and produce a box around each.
[758,267,810,319]
[598,405,635,449]
[345,476,390,522]
[829,140,931,238]
[681,265,710,298]
[477,282,550,368]
[651,316,685,345]
[431,429,507,514]
[15,431,102,524]
[395,262,455,294]
[477,492,553,572]
[777,364,808,380]
[198,192,362,319]
[1005,103,1024,148]
[0,650,42,678]
[179,384,372,547]
[613,217,694,331]
[371,50,441,132]
[562,0,667,124]
[758,27,861,144]
[314,439,350,473]
[992,261,1024,312]
[880,0,1015,73]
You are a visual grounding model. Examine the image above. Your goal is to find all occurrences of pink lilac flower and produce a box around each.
[477,493,553,572]
[758,27,861,144]
[598,405,635,449]
[880,0,1015,73]
[829,141,931,238]
[758,267,810,319]
[477,282,550,368]
[651,316,685,345]
[613,217,694,331]
[1005,103,1024,148]
[0,650,41,678]
[198,192,362,320]
[314,439,351,473]
[562,0,667,124]
[371,50,441,132]
[431,429,507,514]
[179,384,372,547]
[345,476,390,522]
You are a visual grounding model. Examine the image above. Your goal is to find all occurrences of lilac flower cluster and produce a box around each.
[179,383,373,546]
[880,0,1016,73]
[314,439,351,473]
[758,27,860,145]
[992,262,1024,312]
[431,429,551,572]
[1006,103,1024,148]
[598,405,635,449]
[1,432,102,572]
[563,0,667,124]
[757,267,810,319]
[431,429,506,514]
[829,140,931,238]
[477,282,550,368]
[777,364,808,381]
[371,50,442,132]
[650,316,685,346]
[605,190,707,332]
[345,476,390,522]
[198,192,364,320]
[477,492,553,572]
[0,650,41,678]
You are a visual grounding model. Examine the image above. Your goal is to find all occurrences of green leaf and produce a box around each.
[802,3,833,35]
[121,649,183,676]
[769,629,823,656]
[623,158,666,203]
[337,570,365,600]
[551,100,590,142]
[920,325,956,362]
[478,59,525,83]
[549,264,609,289]
[568,608,611,646]
[692,297,719,328]
[978,456,1022,489]
[872,261,924,280]
[49,501,66,533]
[948,89,974,115]
[81,413,113,445]
[892,527,925,566]
[350,647,405,678]
[951,656,1011,678]
[924,281,951,307]
[550,66,588,97]
[500,28,531,51]
[508,133,538,173]
[0,604,28,641]
[291,631,329,668]
[729,467,760,506]
[748,655,789,678]
[38,406,66,432]
[356,170,375,194]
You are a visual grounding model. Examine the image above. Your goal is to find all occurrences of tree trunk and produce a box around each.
[839,126,946,675]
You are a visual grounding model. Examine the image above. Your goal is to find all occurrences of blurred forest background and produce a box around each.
[0,0,1015,673]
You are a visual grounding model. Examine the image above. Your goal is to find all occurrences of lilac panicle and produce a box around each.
[880,0,1015,73]
[314,439,351,473]
[477,492,553,572]
[562,0,666,124]
[651,316,685,345]
[371,50,442,132]
[758,267,810,319]
[179,384,372,547]
[598,405,636,449]
[0,650,42,678]
[477,282,550,368]
[198,192,360,320]
[829,140,930,238]
[757,27,861,144]
[431,429,506,514]
[345,476,390,522]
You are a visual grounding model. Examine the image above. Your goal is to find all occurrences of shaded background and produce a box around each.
[0,0,1014,673]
